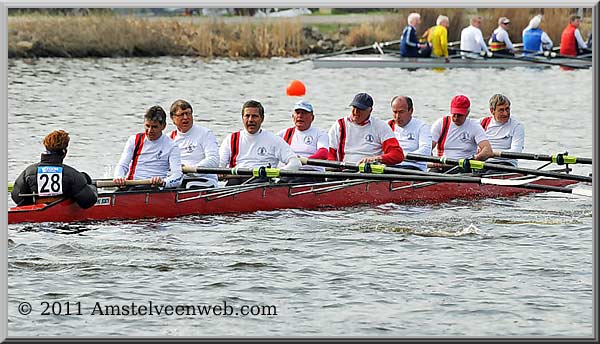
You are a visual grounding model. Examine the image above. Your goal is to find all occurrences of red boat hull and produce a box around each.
[7,176,579,224]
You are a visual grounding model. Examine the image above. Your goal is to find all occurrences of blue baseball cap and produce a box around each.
[293,100,314,113]
[350,92,373,110]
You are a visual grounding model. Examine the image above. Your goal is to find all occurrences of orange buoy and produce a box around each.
[286,80,306,96]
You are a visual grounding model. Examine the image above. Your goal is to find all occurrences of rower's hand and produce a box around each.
[113,177,126,186]
[150,177,164,186]
[358,156,382,164]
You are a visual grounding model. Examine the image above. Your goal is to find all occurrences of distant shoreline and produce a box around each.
[8,10,591,59]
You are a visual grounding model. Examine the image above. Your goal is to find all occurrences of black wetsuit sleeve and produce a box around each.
[10,170,33,206]
[66,168,98,209]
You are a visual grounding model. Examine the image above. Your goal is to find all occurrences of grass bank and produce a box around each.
[8,8,591,59]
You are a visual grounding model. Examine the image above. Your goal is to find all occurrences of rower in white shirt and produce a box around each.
[328,92,405,166]
[460,16,490,58]
[168,99,220,188]
[387,95,432,171]
[488,17,515,55]
[277,99,329,177]
[114,105,183,189]
[219,100,302,186]
[430,94,493,173]
[479,94,525,167]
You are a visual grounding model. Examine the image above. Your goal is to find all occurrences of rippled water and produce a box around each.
[7,57,593,336]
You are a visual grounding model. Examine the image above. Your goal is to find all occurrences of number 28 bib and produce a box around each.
[37,166,64,196]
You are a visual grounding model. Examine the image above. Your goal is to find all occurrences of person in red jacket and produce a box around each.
[560,14,589,56]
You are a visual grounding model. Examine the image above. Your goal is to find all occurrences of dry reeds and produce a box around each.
[8,15,306,58]
[8,9,591,58]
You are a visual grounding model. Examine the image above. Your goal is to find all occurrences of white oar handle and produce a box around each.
[95,179,155,188]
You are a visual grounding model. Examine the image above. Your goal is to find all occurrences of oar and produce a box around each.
[405,153,592,183]
[184,166,590,196]
[493,151,592,165]
[287,39,401,64]
[299,157,442,176]
[485,51,591,69]
[7,179,155,192]
[454,49,591,69]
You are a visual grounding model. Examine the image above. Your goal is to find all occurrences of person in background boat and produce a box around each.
[460,16,490,58]
[587,33,592,49]
[328,92,405,166]
[11,130,98,208]
[113,105,183,189]
[427,15,450,62]
[276,99,329,182]
[560,14,588,56]
[169,99,219,188]
[478,94,525,167]
[430,95,493,173]
[219,100,302,186]
[522,14,553,56]
[400,12,431,58]
[488,17,515,56]
[387,96,432,171]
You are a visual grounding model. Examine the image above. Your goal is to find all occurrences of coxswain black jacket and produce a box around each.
[11,152,98,209]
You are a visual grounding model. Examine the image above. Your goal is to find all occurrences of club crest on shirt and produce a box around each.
[303,135,314,145]
[365,134,375,143]
[155,150,163,159]
[404,132,416,140]
[184,144,197,153]
[257,147,268,156]
[459,132,471,142]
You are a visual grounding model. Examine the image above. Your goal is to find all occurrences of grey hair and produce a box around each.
[436,15,449,26]
[407,12,421,25]
[470,15,483,25]
[489,94,511,110]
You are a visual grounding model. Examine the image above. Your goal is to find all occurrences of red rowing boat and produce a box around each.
[8,173,579,224]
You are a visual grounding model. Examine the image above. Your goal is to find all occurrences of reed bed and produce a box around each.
[8,15,306,58]
[8,8,591,58]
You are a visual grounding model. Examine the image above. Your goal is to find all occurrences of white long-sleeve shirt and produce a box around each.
[480,116,525,167]
[328,116,399,164]
[390,117,432,171]
[431,117,489,159]
[219,128,301,170]
[114,133,183,188]
[276,126,329,171]
[170,124,219,187]
[574,28,588,49]
[460,25,489,56]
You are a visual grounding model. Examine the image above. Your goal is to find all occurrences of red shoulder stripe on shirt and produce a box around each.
[480,116,492,131]
[229,131,241,167]
[283,127,295,145]
[337,118,346,161]
[170,130,177,139]
[388,119,395,131]
[127,133,145,180]
[437,116,451,157]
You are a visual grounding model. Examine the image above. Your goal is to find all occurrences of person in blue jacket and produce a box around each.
[400,12,430,57]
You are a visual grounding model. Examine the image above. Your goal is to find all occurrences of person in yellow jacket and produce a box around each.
[427,15,450,62]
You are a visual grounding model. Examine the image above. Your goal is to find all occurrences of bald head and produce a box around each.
[391,96,414,128]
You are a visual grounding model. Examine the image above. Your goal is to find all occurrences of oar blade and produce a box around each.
[570,187,593,197]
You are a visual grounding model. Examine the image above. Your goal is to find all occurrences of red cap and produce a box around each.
[450,95,471,115]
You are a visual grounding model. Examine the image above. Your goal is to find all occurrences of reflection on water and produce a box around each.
[7,57,593,336]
